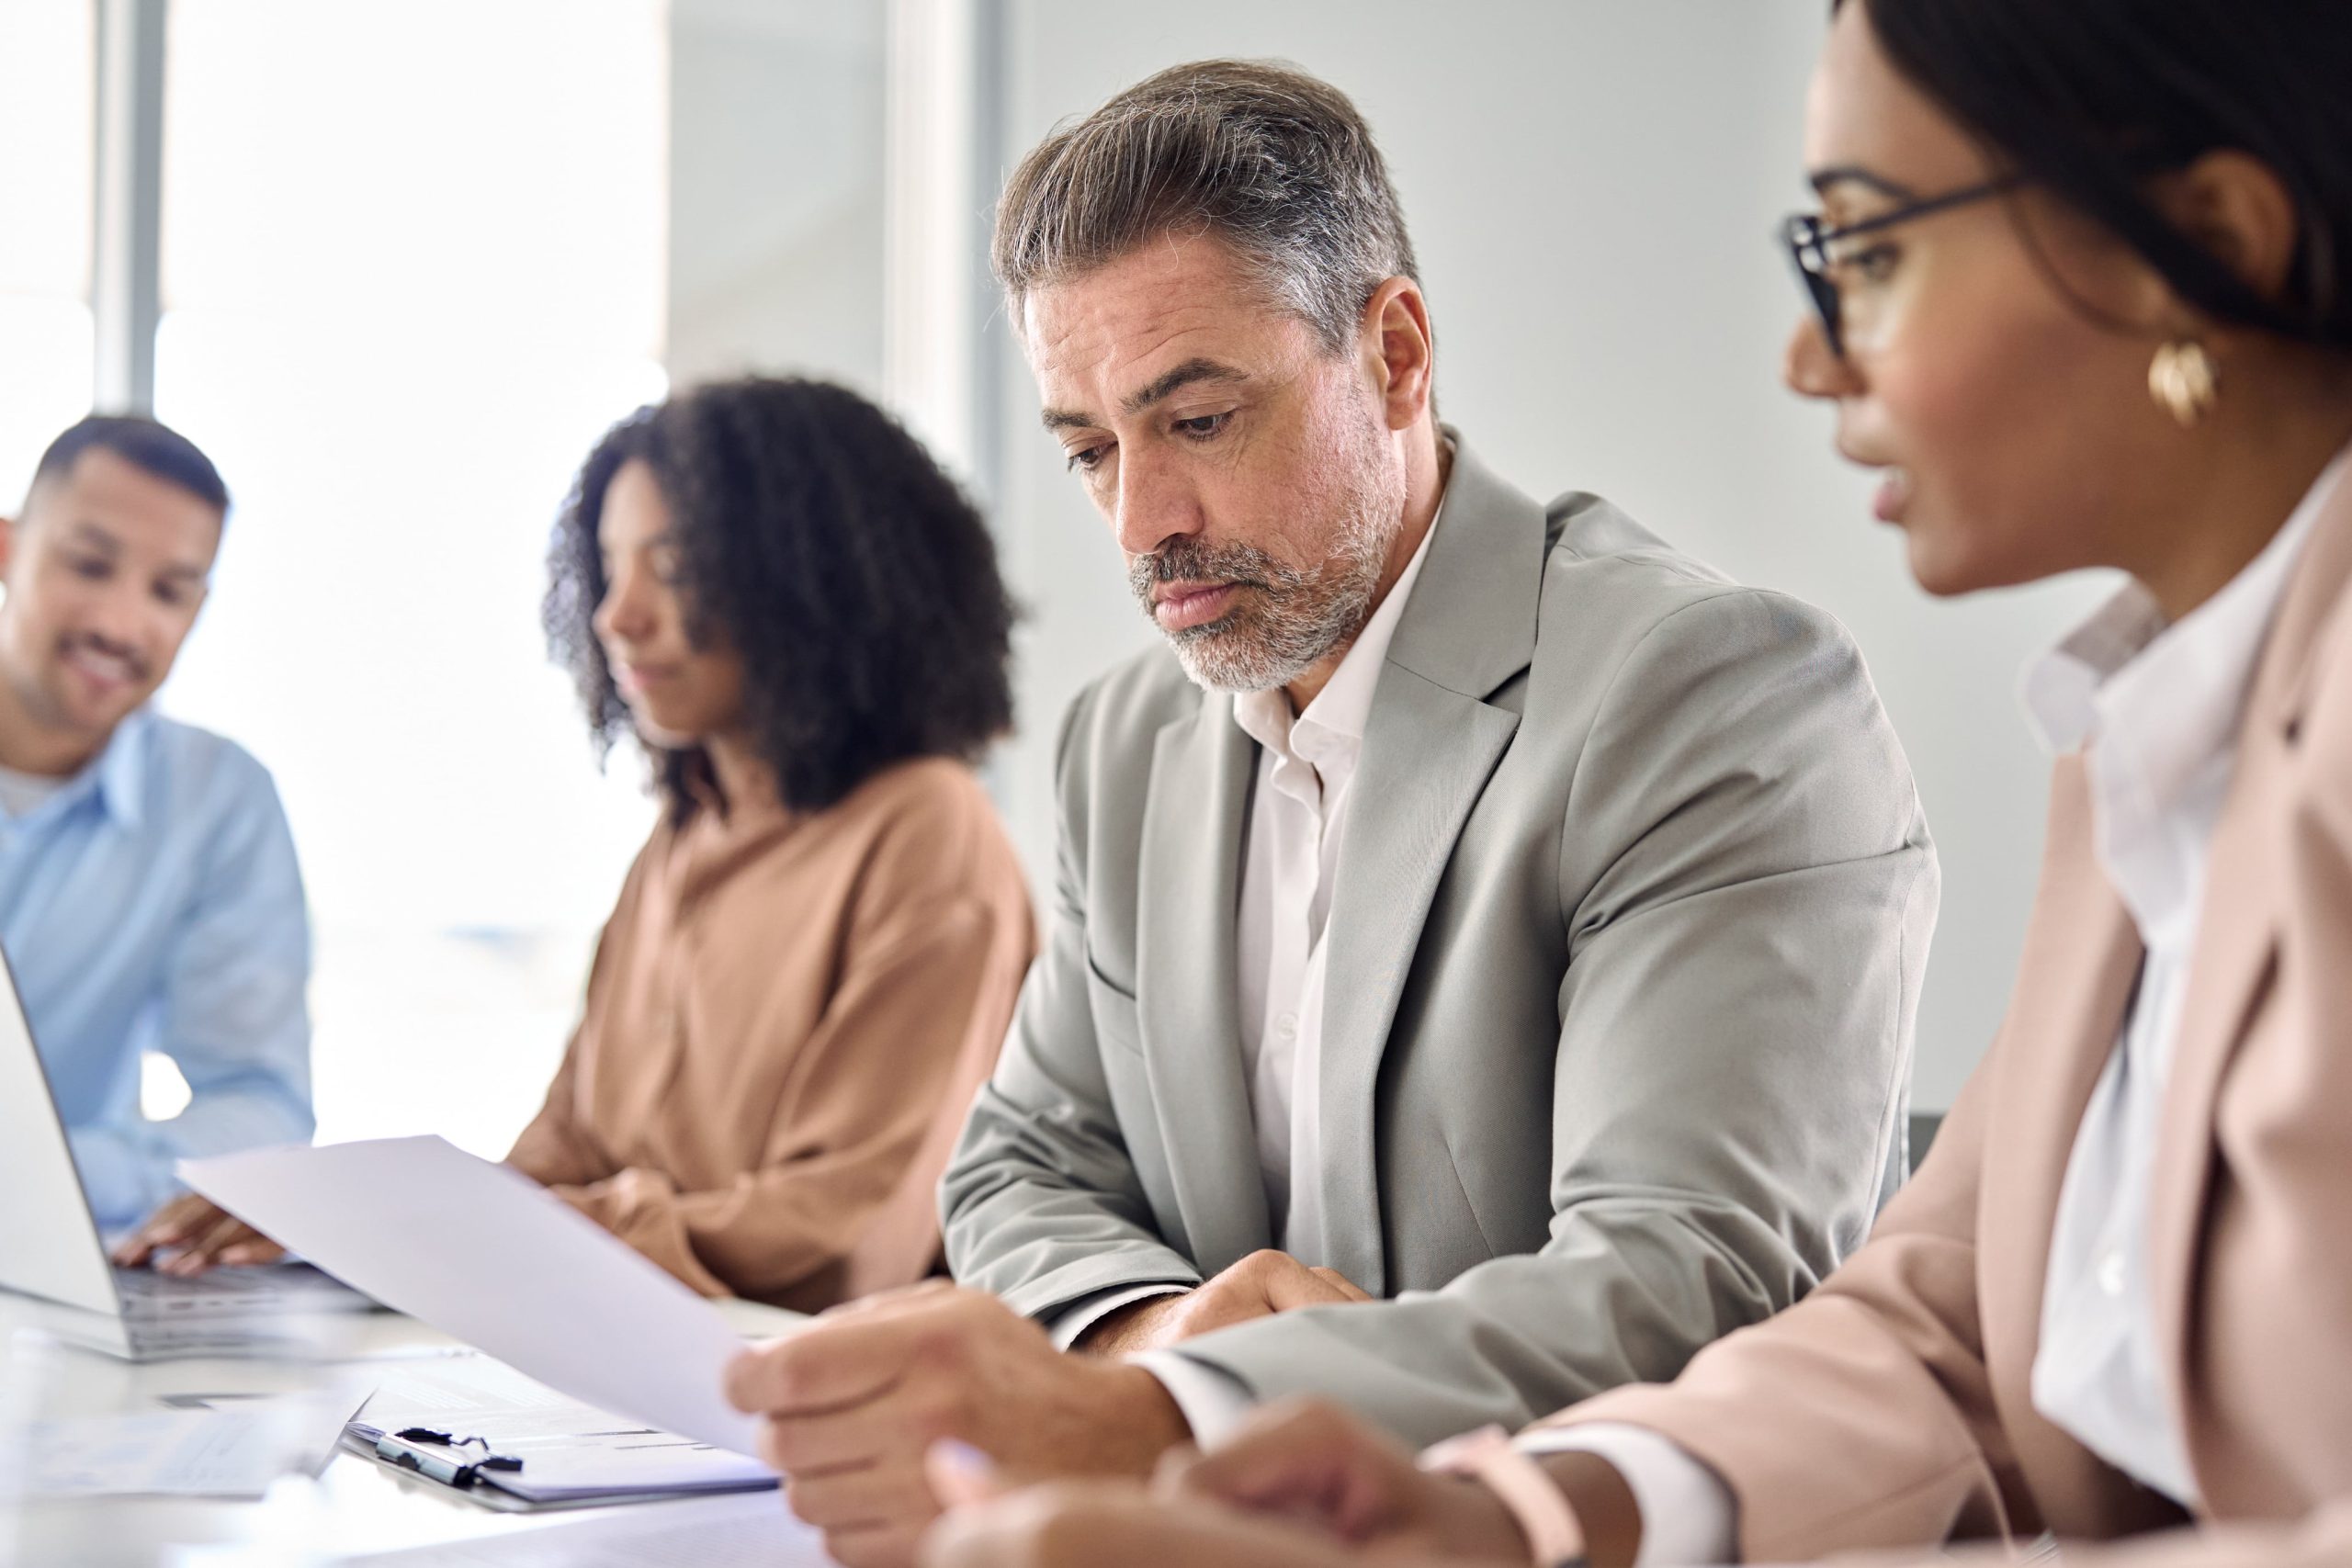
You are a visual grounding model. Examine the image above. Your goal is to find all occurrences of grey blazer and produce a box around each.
[942,435,1939,1444]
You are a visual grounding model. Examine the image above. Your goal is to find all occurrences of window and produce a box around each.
[0,0,97,502]
[151,0,673,1153]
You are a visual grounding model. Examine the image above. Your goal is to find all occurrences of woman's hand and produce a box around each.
[922,1477,1399,1568]
[1160,1399,1532,1561]
[914,1400,1539,1568]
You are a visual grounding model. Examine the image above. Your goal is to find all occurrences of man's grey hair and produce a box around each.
[992,59,1421,352]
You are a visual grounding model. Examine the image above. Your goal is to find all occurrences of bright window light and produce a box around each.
[0,300,96,507]
[0,0,94,300]
[0,0,96,503]
[153,0,672,1155]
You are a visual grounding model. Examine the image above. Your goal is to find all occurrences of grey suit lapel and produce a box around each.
[1313,436,1546,1294]
[1136,692,1274,1269]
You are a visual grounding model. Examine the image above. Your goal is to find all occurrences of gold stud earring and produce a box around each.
[2148,340,2220,428]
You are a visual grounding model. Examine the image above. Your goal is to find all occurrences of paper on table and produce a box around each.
[25,1393,356,1499]
[351,1353,584,1428]
[333,1490,828,1565]
[350,1355,774,1502]
[182,1136,766,1458]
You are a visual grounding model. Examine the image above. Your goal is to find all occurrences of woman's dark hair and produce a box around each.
[545,377,1016,818]
[1840,0,2352,351]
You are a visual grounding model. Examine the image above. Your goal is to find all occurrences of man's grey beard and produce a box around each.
[1128,456,1402,694]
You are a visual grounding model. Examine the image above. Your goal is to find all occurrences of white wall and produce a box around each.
[981,0,2115,1109]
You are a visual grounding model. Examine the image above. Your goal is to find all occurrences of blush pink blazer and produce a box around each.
[1537,470,2352,1568]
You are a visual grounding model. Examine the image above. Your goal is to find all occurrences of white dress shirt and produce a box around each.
[2026,449,2341,1501]
[1228,506,1441,1259]
[1130,491,1444,1441]
[1520,446,2348,1562]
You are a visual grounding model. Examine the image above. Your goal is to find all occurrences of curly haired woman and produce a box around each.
[511,375,1035,1311]
[132,378,1035,1310]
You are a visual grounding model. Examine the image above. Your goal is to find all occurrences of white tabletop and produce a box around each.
[0,1292,808,1566]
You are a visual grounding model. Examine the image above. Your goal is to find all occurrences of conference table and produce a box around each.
[0,1292,829,1566]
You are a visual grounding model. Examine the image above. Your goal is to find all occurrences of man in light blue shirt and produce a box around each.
[0,415,311,1238]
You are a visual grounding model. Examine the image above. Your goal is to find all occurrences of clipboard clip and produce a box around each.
[377,1426,526,1487]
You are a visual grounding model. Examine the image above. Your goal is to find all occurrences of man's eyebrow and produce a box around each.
[158,561,209,584]
[62,521,120,551]
[1038,358,1250,434]
[1122,358,1247,417]
[1808,165,1918,201]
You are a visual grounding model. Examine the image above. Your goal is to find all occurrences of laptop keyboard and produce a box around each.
[114,1266,286,1301]
[112,1262,376,1317]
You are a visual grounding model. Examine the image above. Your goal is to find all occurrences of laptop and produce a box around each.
[0,942,375,1359]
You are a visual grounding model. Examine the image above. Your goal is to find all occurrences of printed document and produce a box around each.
[183,1136,772,1458]
[21,1393,354,1499]
[334,1490,828,1564]
[351,1354,774,1504]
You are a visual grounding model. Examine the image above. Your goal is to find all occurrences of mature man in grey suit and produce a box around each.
[724,59,1936,1568]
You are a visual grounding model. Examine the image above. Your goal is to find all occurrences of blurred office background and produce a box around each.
[0,0,2107,1156]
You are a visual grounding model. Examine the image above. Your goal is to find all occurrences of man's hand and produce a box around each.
[1165,1399,1532,1560]
[1077,1250,1373,1356]
[723,1282,1193,1568]
[109,1194,285,1275]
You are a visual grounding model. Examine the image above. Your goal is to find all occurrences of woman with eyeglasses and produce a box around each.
[910,2,2352,1565]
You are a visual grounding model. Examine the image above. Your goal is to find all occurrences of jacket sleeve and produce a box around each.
[1153,590,1943,1450]
[1824,1504,2352,1568]
[1534,1053,2022,1562]
[941,684,1209,1320]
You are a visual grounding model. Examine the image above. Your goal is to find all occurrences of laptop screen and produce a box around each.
[0,942,127,1319]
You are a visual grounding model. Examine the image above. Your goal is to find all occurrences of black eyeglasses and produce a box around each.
[1781,174,2024,357]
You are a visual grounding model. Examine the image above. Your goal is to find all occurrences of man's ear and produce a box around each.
[1359,276,1435,433]
[0,514,18,584]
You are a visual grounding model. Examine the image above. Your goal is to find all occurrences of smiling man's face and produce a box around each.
[1024,232,1408,694]
[0,447,220,759]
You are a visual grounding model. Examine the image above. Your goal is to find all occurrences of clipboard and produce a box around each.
[345,1420,776,1513]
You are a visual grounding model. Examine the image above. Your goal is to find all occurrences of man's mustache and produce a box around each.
[1127,538,1290,604]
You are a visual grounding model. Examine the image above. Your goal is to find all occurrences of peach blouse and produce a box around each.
[508,756,1034,1310]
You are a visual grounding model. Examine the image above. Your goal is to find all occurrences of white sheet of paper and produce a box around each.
[332,1491,828,1565]
[26,1394,354,1499]
[182,1136,765,1458]
[351,1355,774,1500]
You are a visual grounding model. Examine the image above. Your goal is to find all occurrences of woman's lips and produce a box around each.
[1153,583,1237,631]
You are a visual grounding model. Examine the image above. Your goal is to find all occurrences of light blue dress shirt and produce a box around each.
[0,707,312,1228]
